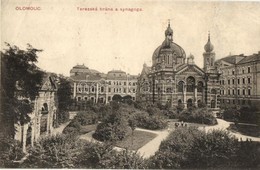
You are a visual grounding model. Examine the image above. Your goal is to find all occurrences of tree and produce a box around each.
[20,134,85,168]
[93,111,130,142]
[55,77,72,125]
[1,43,44,137]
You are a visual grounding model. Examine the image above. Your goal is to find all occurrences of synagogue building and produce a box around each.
[136,22,260,110]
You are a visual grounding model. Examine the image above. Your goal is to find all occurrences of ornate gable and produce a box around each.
[176,65,205,76]
[41,76,57,91]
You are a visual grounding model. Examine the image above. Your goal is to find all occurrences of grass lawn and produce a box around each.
[227,124,260,137]
[80,124,97,134]
[115,130,157,151]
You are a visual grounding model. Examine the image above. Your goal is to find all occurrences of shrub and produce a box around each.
[134,111,167,130]
[20,134,85,168]
[222,108,240,122]
[148,127,203,169]
[0,138,25,168]
[76,142,146,169]
[186,130,239,168]
[178,108,217,125]
[73,111,98,126]
[93,111,130,141]
[148,128,260,169]
[239,106,258,124]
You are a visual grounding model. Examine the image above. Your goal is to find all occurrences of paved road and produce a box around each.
[199,118,260,142]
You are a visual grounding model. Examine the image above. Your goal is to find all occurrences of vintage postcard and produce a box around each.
[1,0,260,169]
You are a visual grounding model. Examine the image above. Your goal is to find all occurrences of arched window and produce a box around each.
[211,100,216,108]
[84,85,89,92]
[77,84,82,92]
[178,81,184,92]
[101,86,104,93]
[197,81,203,92]
[186,77,195,92]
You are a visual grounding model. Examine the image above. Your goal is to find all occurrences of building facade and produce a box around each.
[14,74,58,152]
[136,22,221,109]
[70,66,138,103]
[216,52,260,109]
[137,22,260,110]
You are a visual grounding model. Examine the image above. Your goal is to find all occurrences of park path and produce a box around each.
[199,118,260,142]
[52,121,71,135]
[79,126,172,159]
[79,131,124,152]
[79,119,260,159]
[136,128,170,159]
[52,112,78,135]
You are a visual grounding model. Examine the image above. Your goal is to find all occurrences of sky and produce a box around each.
[1,0,260,76]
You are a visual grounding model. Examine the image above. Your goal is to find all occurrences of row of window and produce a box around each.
[108,88,136,93]
[77,86,136,94]
[221,99,252,105]
[225,66,251,75]
[178,80,204,92]
[108,81,136,86]
[220,88,251,96]
[77,86,105,93]
[220,77,251,85]
[77,96,136,102]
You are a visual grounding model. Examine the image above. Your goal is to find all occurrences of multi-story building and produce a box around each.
[216,52,260,109]
[137,21,260,110]
[70,66,138,103]
[137,22,221,109]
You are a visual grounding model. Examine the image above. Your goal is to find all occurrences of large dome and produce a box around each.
[152,42,186,61]
[152,22,186,67]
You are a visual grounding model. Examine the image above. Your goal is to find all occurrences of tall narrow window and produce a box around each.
[248,77,251,84]
[178,81,184,92]
[186,77,195,92]
[197,81,203,93]
[248,89,251,95]
[248,67,251,73]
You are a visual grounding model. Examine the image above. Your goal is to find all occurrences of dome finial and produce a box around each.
[168,19,171,27]
[204,31,214,52]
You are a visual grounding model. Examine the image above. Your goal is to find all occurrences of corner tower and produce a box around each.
[203,32,216,72]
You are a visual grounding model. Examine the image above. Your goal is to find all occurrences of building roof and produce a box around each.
[216,55,245,65]
[216,52,260,65]
[70,64,100,74]
[238,53,260,64]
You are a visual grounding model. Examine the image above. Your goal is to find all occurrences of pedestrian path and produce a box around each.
[52,121,71,135]
[79,127,172,159]
[136,128,170,159]
[199,118,260,142]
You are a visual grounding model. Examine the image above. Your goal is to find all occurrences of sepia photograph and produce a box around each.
[1,0,260,168]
